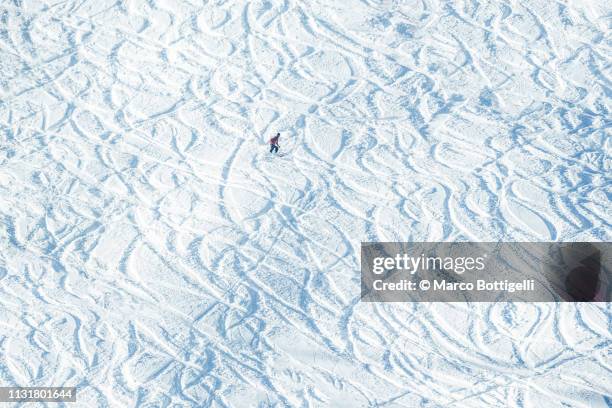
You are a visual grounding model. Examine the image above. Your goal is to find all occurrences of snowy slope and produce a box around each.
[0,0,611,406]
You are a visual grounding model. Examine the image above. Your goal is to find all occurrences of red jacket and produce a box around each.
[269,135,280,145]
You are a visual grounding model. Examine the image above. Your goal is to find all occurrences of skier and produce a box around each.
[269,133,280,154]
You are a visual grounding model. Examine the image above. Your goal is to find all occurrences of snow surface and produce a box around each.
[0,0,611,406]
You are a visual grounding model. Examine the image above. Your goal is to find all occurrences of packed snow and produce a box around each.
[0,0,611,406]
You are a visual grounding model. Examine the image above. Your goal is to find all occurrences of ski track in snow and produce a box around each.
[0,0,611,406]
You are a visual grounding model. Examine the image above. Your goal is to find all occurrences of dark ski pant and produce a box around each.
[270,144,279,153]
